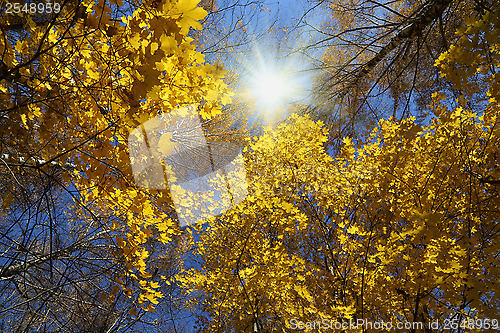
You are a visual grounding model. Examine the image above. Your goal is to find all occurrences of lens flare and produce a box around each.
[249,67,296,111]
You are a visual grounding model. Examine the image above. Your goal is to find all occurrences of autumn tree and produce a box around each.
[0,0,233,330]
[178,6,500,332]
[301,0,498,151]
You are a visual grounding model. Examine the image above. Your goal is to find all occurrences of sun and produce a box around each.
[247,60,302,112]
[250,69,295,111]
[239,44,312,116]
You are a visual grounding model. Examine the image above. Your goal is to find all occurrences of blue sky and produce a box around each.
[200,0,329,116]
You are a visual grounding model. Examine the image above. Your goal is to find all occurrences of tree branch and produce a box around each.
[341,0,453,96]
[0,230,111,279]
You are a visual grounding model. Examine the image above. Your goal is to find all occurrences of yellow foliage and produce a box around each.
[178,7,500,331]
[0,0,234,310]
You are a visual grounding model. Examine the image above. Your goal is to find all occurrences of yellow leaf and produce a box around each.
[176,0,207,33]
[15,40,25,53]
[130,33,141,49]
[159,34,177,52]
[205,89,219,101]
[347,225,359,234]
[20,114,29,129]
[145,292,160,304]
[150,42,159,54]
[87,69,100,81]
[0,82,7,94]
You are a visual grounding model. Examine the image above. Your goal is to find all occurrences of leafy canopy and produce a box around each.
[178,7,500,331]
[0,0,232,311]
